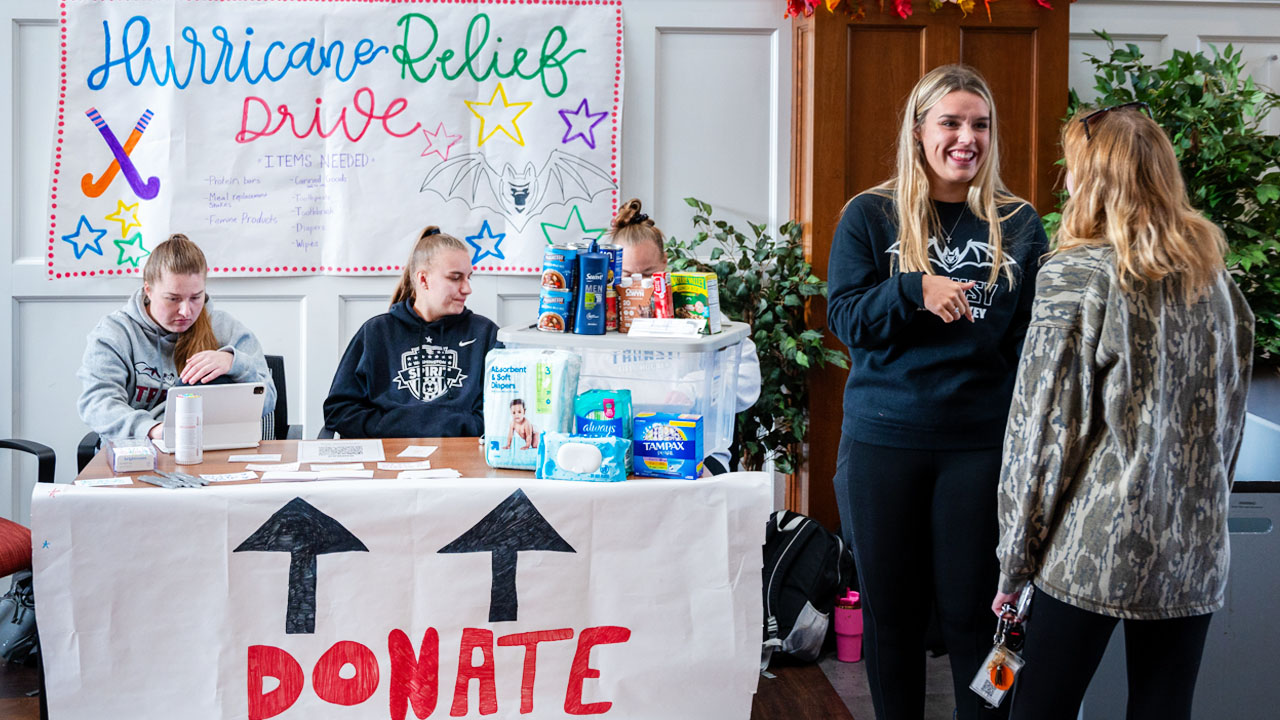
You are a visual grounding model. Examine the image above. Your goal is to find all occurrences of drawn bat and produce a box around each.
[887,238,1019,274]
[420,150,616,232]
[134,362,175,385]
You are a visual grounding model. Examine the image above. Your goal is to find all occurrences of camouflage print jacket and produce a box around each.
[997,244,1254,619]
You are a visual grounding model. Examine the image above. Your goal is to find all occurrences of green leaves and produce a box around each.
[1072,32,1280,360]
[665,197,849,472]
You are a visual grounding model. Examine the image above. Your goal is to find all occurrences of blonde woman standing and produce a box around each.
[77,233,277,440]
[323,226,499,438]
[827,65,1049,719]
[993,105,1253,720]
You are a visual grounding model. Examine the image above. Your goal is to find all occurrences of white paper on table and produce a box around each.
[378,460,431,471]
[200,471,259,483]
[228,454,282,463]
[259,471,318,482]
[296,439,386,464]
[626,318,705,338]
[32,472,772,720]
[317,470,375,480]
[397,468,462,479]
[309,463,366,471]
[396,445,439,458]
[73,477,132,487]
[246,462,300,472]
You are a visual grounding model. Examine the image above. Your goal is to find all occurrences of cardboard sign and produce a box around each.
[48,0,623,279]
[32,474,769,718]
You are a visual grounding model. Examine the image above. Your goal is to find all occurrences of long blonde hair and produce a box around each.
[143,233,219,370]
[390,225,469,307]
[609,197,665,255]
[867,64,1024,287]
[1057,106,1226,303]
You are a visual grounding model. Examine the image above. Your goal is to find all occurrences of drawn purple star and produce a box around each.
[558,99,609,150]
[421,122,462,162]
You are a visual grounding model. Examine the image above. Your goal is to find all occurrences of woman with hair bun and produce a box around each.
[609,198,762,474]
[323,226,498,438]
[77,233,276,440]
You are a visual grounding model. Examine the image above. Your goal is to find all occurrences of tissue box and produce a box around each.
[108,438,157,473]
[633,413,704,479]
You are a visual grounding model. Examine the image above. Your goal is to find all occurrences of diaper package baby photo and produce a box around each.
[484,349,582,469]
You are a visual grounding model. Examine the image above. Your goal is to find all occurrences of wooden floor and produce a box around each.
[752,661,856,719]
[1,659,850,720]
[0,660,38,720]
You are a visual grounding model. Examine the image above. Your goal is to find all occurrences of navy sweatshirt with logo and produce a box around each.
[323,301,500,438]
[827,192,1049,450]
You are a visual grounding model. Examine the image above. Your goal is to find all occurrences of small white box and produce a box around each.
[107,438,157,473]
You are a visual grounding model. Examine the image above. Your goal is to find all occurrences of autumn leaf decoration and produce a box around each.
[785,0,1062,21]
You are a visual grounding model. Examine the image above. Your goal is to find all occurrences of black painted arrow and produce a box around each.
[234,497,368,634]
[438,489,575,622]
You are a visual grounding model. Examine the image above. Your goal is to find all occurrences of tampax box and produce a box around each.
[670,272,722,334]
[633,412,704,480]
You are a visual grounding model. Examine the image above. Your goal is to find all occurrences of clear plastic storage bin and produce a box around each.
[497,321,750,459]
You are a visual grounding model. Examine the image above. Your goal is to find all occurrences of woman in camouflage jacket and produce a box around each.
[993,104,1254,720]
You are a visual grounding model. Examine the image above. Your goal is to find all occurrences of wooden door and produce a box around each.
[791,2,1070,532]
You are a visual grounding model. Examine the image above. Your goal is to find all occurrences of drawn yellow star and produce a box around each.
[104,199,142,237]
[465,83,532,148]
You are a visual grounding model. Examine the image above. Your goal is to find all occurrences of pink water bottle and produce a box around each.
[834,590,863,663]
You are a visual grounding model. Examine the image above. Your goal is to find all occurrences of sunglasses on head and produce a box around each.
[1080,101,1152,141]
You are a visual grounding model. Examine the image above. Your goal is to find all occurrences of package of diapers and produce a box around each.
[484,349,581,469]
[537,432,629,482]
[573,389,633,471]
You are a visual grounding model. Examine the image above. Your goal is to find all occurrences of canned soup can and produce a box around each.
[541,245,578,291]
[537,288,573,332]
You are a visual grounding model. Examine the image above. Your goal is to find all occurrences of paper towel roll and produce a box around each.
[174,393,203,465]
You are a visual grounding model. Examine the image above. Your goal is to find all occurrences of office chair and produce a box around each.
[77,353,299,472]
[0,439,54,720]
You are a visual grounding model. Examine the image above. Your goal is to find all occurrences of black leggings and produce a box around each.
[1010,588,1211,720]
[833,436,1006,720]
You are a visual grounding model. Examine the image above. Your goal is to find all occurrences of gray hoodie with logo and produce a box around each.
[77,288,277,440]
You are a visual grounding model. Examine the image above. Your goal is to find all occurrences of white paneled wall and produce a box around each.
[5,0,1278,520]
[0,0,794,519]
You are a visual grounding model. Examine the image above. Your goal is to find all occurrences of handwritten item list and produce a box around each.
[49,0,624,280]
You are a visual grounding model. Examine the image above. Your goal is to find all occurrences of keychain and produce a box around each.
[969,586,1032,707]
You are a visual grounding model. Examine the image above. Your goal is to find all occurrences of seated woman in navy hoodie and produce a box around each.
[323,227,499,438]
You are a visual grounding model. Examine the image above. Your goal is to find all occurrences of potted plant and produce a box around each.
[666,198,849,474]
[1060,32,1280,364]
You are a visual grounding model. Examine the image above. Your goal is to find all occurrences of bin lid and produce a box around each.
[498,320,750,352]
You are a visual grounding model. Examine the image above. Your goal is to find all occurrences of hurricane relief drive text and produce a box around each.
[85,13,583,144]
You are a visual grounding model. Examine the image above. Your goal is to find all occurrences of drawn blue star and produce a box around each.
[61,215,107,260]
[42,541,49,549]
[465,220,507,266]
[558,98,609,150]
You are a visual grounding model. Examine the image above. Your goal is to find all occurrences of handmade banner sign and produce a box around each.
[48,0,623,279]
[31,474,769,719]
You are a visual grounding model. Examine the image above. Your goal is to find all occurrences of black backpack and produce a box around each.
[761,510,855,669]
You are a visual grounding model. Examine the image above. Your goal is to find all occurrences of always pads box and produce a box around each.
[633,412,704,480]
[484,349,582,470]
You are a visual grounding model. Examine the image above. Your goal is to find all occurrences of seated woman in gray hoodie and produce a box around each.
[77,233,277,441]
